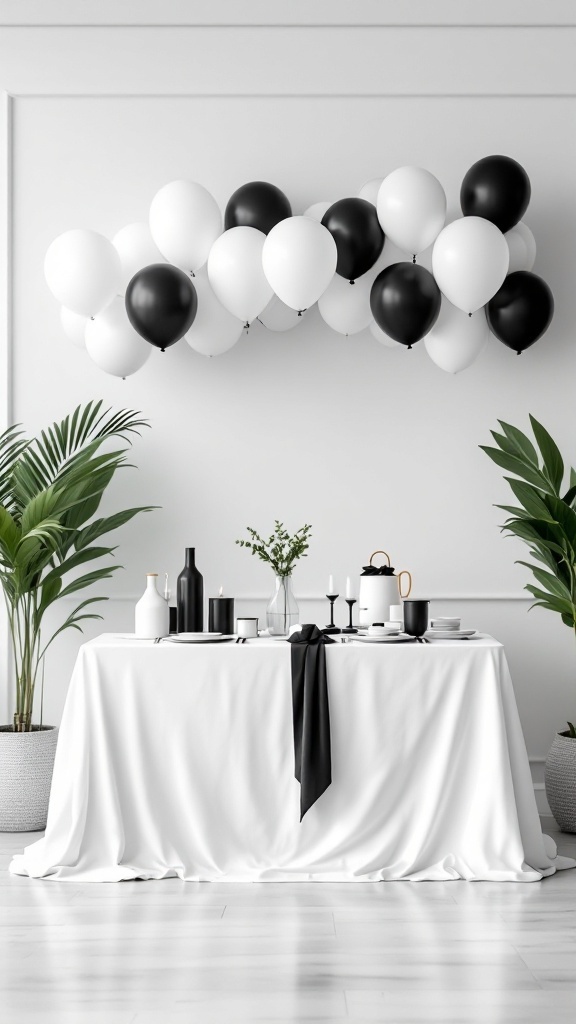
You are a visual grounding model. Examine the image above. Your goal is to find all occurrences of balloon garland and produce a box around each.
[45,155,554,377]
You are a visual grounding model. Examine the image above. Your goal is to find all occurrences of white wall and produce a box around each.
[1,3,576,809]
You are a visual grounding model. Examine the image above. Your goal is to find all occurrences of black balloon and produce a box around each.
[322,198,385,282]
[370,263,441,349]
[486,270,554,354]
[460,155,531,233]
[125,264,197,352]
[224,181,291,234]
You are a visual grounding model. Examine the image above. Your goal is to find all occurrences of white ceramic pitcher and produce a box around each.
[358,550,412,627]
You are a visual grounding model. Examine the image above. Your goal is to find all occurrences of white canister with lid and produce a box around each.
[135,573,170,638]
[358,550,412,627]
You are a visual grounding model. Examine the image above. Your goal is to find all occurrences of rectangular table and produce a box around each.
[10,634,574,883]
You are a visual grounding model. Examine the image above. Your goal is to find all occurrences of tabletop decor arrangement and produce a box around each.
[481,415,576,831]
[236,521,312,635]
[0,400,152,831]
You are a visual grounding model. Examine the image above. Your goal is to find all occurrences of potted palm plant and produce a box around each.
[0,400,152,831]
[481,416,576,832]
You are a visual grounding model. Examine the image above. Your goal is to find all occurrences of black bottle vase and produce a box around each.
[177,548,204,632]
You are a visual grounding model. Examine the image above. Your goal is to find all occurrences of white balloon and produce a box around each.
[369,320,404,350]
[112,222,165,294]
[358,177,383,206]
[506,221,536,272]
[207,226,272,324]
[262,216,337,311]
[85,297,151,377]
[432,217,509,314]
[505,227,528,275]
[377,167,446,256]
[44,229,121,317]
[424,297,488,373]
[259,295,305,332]
[184,269,244,356]
[149,180,222,272]
[60,307,88,349]
[303,201,332,222]
[318,272,373,335]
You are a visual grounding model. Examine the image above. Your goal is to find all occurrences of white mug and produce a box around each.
[236,617,258,638]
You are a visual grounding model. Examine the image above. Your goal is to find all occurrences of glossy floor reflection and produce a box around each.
[0,816,574,1023]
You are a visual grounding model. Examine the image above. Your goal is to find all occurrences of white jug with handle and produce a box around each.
[358,550,412,627]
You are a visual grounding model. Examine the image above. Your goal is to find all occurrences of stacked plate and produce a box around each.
[426,617,478,640]
[425,629,478,639]
[430,617,460,631]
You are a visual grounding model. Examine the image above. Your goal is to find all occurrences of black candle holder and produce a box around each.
[323,594,341,635]
[342,598,358,634]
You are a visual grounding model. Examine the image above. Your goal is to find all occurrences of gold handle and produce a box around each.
[398,570,412,598]
[369,549,391,568]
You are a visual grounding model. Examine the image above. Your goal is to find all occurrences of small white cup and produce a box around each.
[236,617,258,638]
[389,604,403,623]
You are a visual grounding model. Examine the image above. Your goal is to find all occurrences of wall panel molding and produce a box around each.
[0,90,12,723]
[1,28,576,96]
[0,1,575,29]
[0,91,12,427]
[58,593,534,603]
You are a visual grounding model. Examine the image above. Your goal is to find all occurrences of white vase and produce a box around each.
[135,574,169,638]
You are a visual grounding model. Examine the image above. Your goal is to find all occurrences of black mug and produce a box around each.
[402,599,429,638]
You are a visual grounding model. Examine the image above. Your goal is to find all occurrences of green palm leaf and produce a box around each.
[529,415,564,493]
[497,420,539,466]
[516,561,573,602]
[57,565,120,600]
[75,507,155,551]
[479,445,553,493]
[503,478,556,521]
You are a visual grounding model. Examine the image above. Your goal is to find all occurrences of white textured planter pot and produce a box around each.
[0,726,58,832]
[545,730,576,834]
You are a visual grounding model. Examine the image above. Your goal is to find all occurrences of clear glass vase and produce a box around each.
[266,575,299,635]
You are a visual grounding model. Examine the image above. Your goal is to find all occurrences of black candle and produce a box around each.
[208,590,234,634]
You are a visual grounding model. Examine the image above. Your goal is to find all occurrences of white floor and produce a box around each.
[1,817,575,1024]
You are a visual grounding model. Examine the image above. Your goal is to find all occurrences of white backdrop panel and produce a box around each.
[6,92,576,776]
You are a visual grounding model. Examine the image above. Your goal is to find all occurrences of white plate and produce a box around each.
[162,633,234,644]
[352,634,415,644]
[358,629,400,638]
[176,632,221,638]
[424,629,477,639]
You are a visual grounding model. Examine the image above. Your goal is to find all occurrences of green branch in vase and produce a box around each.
[236,521,312,577]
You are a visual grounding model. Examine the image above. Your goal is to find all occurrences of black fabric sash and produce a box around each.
[288,624,335,820]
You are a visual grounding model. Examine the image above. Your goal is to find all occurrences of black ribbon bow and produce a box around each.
[288,624,335,820]
[360,564,396,576]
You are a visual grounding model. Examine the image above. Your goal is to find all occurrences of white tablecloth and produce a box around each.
[10,634,574,883]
